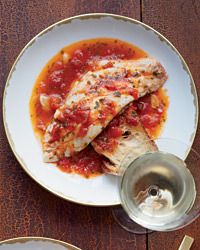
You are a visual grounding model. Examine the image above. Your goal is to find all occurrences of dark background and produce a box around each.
[0,1,200,249]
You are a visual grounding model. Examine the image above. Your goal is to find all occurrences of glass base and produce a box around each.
[112,206,153,234]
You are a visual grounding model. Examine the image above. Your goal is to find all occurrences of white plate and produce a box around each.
[0,237,80,250]
[3,13,198,206]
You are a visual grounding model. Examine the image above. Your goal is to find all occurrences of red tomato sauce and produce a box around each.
[136,89,169,139]
[58,145,104,178]
[94,104,139,152]
[30,38,168,178]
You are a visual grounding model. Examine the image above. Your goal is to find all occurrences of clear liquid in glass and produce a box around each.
[120,152,196,231]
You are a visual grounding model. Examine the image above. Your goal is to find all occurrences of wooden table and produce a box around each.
[0,1,200,249]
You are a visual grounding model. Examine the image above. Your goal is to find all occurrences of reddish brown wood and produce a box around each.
[1,0,200,249]
[142,0,200,249]
[0,1,146,250]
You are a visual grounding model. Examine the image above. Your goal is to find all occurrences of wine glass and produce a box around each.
[112,138,200,234]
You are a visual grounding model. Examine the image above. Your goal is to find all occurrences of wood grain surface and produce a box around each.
[0,0,199,250]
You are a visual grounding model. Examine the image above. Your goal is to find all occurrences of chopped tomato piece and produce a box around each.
[57,106,91,137]
[140,113,160,129]
[126,116,139,126]
[47,69,64,88]
[73,49,84,59]
[108,127,122,138]
[102,62,114,69]
[77,125,89,137]
[75,108,90,124]
[96,136,116,152]
[50,125,60,142]
[104,84,118,91]
[66,123,76,132]
[51,60,64,71]
[46,61,65,89]
[129,89,138,99]
[70,57,83,68]
[49,94,63,111]
[137,101,149,113]
[58,106,91,124]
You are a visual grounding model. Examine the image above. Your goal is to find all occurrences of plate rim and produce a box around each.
[0,236,81,250]
[3,13,199,207]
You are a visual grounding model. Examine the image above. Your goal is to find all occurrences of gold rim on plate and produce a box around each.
[3,13,199,206]
[0,236,81,250]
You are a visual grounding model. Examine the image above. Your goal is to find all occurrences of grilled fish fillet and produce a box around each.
[43,57,167,162]
[92,104,158,175]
